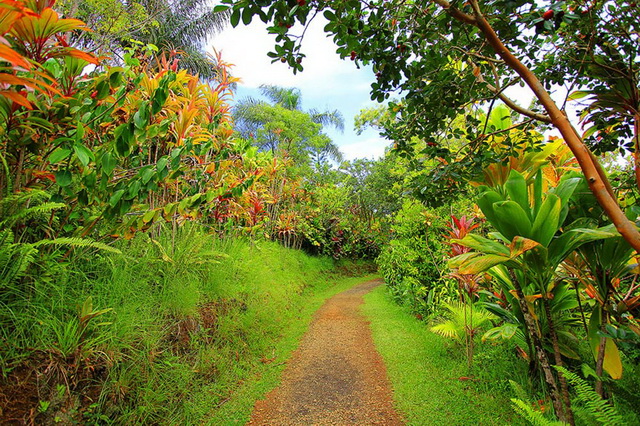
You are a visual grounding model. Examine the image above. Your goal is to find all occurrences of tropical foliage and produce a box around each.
[2,0,640,424]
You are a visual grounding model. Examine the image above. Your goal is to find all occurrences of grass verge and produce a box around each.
[0,223,376,424]
[362,285,522,425]
[205,273,377,424]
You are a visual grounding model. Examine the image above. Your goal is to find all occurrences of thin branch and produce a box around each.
[430,0,477,25]
[468,60,552,123]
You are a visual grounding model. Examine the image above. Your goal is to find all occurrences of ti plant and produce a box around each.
[561,177,640,397]
[450,169,618,425]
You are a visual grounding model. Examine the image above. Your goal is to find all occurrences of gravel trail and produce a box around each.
[248,279,403,425]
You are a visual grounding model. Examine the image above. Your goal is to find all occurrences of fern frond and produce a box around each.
[0,202,65,228]
[31,238,121,254]
[509,380,531,403]
[0,189,50,209]
[0,234,38,287]
[511,399,567,426]
[555,366,624,426]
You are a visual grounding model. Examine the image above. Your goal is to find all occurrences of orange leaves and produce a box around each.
[0,41,30,68]
[9,7,97,64]
[0,0,97,110]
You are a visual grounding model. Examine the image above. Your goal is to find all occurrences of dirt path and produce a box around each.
[248,279,403,425]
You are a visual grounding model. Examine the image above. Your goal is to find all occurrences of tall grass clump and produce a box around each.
[0,223,370,424]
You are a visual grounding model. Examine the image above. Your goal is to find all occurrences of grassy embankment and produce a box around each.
[364,285,640,425]
[363,285,525,425]
[1,224,375,424]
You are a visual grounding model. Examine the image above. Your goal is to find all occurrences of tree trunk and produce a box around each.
[634,113,640,193]
[508,271,566,422]
[595,312,607,398]
[542,297,575,425]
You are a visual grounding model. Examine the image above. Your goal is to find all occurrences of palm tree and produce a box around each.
[258,85,345,132]
[234,85,345,165]
[60,0,229,79]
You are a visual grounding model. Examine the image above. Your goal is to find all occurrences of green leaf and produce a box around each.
[133,108,148,130]
[452,234,510,256]
[157,156,168,172]
[549,225,618,265]
[448,252,480,269]
[552,177,580,207]
[73,142,94,167]
[533,170,543,217]
[75,122,85,140]
[125,180,141,200]
[230,9,240,26]
[568,90,591,101]
[49,148,71,164]
[531,193,561,246]
[483,323,518,341]
[493,201,532,239]
[109,71,123,88]
[55,170,72,187]
[116,134,130,156]
[213,5,230,13]
[505,169,530,219]
[508,236,540,258]
[458,254,510,275]
[142,209,156,224]
[140,167,155,184]
[101,152,116,176]
[477,190,504,231]
[151,88,168,114]
[109,189,125,207]
[96,80,110,99]
[242,6,253,25]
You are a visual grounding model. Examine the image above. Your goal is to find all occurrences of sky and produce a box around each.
[207,17,392,161]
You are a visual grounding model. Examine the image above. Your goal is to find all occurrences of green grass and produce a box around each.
[362,285,523,425]
[0,223,376,424]
[204,273,375,424]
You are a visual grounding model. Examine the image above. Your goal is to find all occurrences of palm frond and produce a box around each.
[309,108,345,132]
[431,321,461,340]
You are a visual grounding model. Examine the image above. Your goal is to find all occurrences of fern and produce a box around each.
[0,201,65,228]
[555,366,625,426]
[0,229,38,287]
[509,379,532,403]
[511,398,568,426]
[32,237,121,254]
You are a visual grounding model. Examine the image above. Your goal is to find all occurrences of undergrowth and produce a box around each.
[362,285,523,425]
[0,223,372,424]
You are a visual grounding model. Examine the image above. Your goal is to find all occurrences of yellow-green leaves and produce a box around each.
[589,306,623,380]
[449,235,540,275]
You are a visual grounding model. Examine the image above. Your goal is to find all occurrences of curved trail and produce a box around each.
[248,279,403,425]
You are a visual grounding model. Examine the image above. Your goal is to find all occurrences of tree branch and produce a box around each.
[431,0,477,25]
[448,0,640,254]
[468,60,552,123]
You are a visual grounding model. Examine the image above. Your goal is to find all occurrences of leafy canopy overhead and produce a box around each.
[222,0,640,253]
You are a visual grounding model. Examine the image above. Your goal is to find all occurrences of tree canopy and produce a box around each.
[234,84,345,168]
[221,0,640,252]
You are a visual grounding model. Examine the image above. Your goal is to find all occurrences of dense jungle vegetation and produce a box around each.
[1,0,640,424]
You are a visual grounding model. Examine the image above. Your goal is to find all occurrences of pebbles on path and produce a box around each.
[248,279,403,425]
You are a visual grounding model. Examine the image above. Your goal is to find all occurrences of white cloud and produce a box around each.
[340,136,391,161]
[207,17,384,161]
[209,17,363,92]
